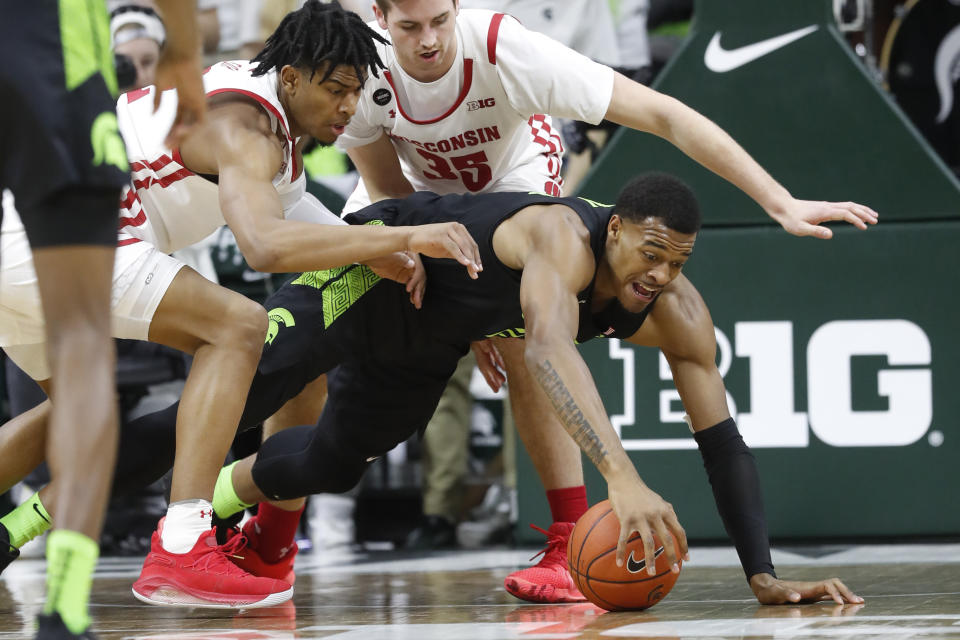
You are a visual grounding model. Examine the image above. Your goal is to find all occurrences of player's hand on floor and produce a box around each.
[408,222,482,279]
[471,339,505,392]
[768,198,878,239]
[607,477,688,576]
[749,573,864,605]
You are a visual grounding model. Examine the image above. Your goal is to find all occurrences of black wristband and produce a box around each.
[693,417,776,582]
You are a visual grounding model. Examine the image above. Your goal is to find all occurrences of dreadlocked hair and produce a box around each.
[251,0,389,84]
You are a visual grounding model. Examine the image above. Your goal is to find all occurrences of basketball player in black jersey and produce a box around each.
[209,171,859,604]
[197,174,689,576]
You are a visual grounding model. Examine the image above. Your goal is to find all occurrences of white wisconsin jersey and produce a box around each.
[336,9,614,211]
[115,60,306,253]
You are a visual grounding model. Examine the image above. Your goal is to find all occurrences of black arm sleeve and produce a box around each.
[693,417,776,582]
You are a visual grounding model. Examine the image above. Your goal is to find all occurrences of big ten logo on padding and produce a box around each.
[609,319,934,450]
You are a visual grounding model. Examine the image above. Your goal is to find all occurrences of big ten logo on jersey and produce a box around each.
[467,97,496,111]
[605,319,935,450]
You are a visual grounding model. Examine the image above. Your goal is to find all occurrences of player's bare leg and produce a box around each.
[147,267,267,506]
[494,337,588,603]
[31,244,118,635]
[131,266,292,608]
[216,377,327,584]
[0,395,50,494]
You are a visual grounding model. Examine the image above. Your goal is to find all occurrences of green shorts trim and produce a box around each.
[59,0,117,96]
[293,265,382,329]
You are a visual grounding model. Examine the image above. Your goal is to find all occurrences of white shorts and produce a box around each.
[0,230,185,380]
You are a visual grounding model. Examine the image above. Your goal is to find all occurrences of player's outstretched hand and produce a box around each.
[607,476,688,576]
[749,573,864,605]
[471,339,506,392]
[408,222,482,279]
[154,51,206,148]
[769,198,878,239]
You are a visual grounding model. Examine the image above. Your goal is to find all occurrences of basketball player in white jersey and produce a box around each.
[287,0,878,606]
[0,1,480,611]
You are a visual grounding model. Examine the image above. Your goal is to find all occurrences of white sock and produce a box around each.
[161,499,216,554]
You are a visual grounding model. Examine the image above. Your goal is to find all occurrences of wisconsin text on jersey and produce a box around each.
[386,126,502,153]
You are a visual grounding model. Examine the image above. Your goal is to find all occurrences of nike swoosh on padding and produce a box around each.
[704,25,819,73]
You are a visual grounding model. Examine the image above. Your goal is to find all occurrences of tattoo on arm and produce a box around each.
[533,359,608,467]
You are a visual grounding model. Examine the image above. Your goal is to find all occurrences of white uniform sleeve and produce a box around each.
[285,192,348,226]
[335,86,384,151]
[493,15,615,125]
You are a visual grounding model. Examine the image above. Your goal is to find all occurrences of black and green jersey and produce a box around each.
[346,190,655,345]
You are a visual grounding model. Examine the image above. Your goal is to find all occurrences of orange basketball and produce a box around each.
[567,499,681,611]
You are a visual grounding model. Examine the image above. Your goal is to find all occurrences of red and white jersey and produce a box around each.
[337,9,615,212]
[115,60,306,253]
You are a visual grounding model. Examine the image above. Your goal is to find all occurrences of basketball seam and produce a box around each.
[575,508,612,574]
[572,508,613,597]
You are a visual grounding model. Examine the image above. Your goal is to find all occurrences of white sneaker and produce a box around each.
[456,484,515,548]
[307,494,356,550]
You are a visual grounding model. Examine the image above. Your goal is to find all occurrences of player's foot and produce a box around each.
[221,515,298,585]
[132,525,293,608]
[0,522,20,574]
[504,522,586,603]
[35,612,96,639]
[405,515,456,550]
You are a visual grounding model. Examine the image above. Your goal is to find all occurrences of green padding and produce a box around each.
[579,0,960,223]
[517,222,960,541]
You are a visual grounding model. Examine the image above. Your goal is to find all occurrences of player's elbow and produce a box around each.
[522,334,564,377]
[238,240,282,273]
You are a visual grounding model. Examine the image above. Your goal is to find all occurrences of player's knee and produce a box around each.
[220,296,268,354]
[317,462,366,494]
[301,439,369,494]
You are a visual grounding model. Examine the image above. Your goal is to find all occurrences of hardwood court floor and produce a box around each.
[2,543,959,639]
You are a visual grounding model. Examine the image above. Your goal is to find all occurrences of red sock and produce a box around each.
[546,486,588,524]
[253,503,305,563]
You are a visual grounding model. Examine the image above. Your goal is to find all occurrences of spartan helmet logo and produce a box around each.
[266,307,295,345]
[935,24,960,123]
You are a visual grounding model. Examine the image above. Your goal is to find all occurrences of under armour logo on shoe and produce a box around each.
[200,510,213,519]
[389,109,396,119]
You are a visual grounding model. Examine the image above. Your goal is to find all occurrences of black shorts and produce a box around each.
[238,265,468,457]
[0,0,127,248]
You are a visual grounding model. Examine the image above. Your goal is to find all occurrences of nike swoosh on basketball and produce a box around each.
[704,25,819,73]
[626,545,665,574]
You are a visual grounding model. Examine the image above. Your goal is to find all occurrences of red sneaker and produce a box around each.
[132,525,293,609]
[504,523,586,603]
[223,516,298,585]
